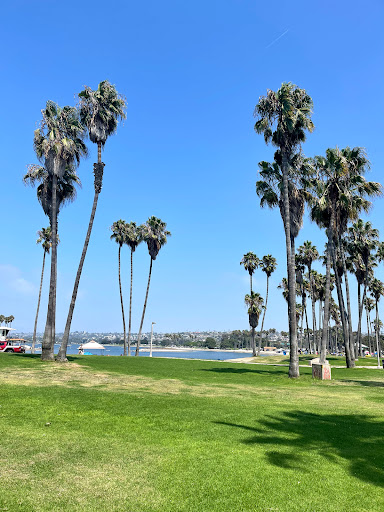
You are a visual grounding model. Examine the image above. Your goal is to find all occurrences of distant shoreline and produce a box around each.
[103,345,253,353]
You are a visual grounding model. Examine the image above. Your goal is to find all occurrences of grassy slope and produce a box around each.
[237,354,383,366]
[1,354,384,512]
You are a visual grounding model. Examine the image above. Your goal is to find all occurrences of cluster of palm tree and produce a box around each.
[25,81,127,361]
[254,82,383,377]
[240,252,277,356]
[110,217,170,356]
[0,315,15,327]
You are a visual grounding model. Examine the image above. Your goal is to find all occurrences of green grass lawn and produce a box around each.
[245,354,383,366]
[1,354,384,511]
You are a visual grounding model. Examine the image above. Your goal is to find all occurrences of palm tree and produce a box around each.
[369,278,384,368]
[297,242,319,354]
[58,81,126,362]
[329,298,341,353]
[240,252,260,355]
[31,101,86,361]
[364,296,375,354]
[240,252,260,295]
[258,255,277,353]
[24,165,80,356]
[254,83,314,378]
[0,315,4,326]
[309,147,381,367]
[124,222,143,356]
[32,227,53,354]
[244,292,264,350]
[345,220,379,356]
[135,217,171,356]
[24,165,82,227]
[110,220,128,356]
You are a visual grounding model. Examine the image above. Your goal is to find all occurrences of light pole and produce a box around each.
[150,322,156,357]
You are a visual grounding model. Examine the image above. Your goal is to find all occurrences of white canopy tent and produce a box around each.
[81,341,105,350]
[78,341,105,355]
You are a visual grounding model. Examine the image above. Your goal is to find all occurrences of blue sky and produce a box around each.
[1,0,384,334]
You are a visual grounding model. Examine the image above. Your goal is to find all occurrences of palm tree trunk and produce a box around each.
[341,247,355,363]
[366,305,371,354]
[135,258,153,356]
[358,267,369,357]
[308,265,317,354]
[304,299,310,352]
[335,326,338,353]
[258,275,270,355]
[32,251,46,354]
[281,152,299,378]
[42,175,57,361]
[251,327,256,357]
[331,241,353,367]
[320,238,332,364]
[117,245,127,356]
[127,249,133,356]
[357,282,367,358]
[375,302,381,368]
[57,162,105,362]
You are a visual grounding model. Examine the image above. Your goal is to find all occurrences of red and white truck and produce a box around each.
[0,327,26,353]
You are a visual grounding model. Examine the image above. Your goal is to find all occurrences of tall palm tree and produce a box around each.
[110,220,128,356]
[58,81,126,362]
[135,217,171,356]
[31,101,86,361]
[364,296,375,354]
[297,241,319,354]
[0,316,4,326]
[369,278,384,368]
[345,220,379,356]
[258,255,277,353]
[124,222,143,356]
[329,298,341,353]
[32,228,53,354]
[8,315,14,327]
[254,83,314,378]
[309,147,381,367]
[240,252,260,355]
[244,292,264,350]
[240,252,260,295]
[24,165,80,356]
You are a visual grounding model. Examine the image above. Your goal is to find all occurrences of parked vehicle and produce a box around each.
[0,327,26,353]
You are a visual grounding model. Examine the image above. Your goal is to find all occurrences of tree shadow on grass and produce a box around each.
[216,411,384,487]
[201,367,288,376]
[341,380,384,388]
[20,354,78,362]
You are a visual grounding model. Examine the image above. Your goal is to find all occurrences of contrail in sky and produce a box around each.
[265,29,289,49]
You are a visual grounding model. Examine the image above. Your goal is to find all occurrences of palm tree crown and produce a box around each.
[110,219,127,247]
[79,80,127,146]
[310,147,381,238]
[142,217,171,260]
[36,227,53,254]
[24,166,81,224]
[33,101,87,177]
[298,241,319,272]
[370,278,384,303]
[261,255,277,278]
[254,82,314,152]
[124,222,143,253]
[244,292,264,328]
[240,252,260,276]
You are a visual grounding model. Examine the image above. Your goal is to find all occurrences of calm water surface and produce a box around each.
[32,344,270,360]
